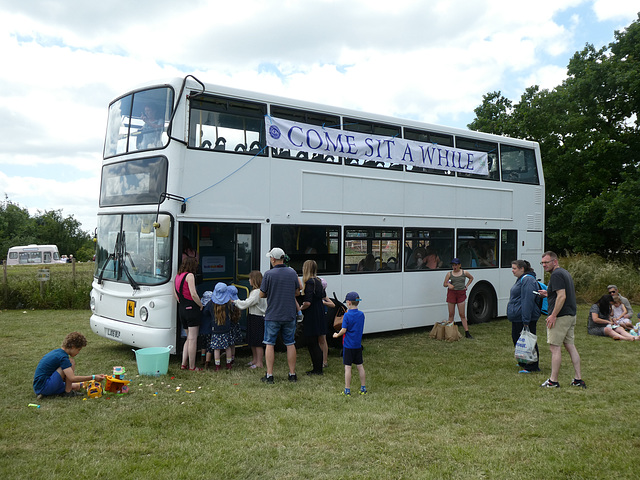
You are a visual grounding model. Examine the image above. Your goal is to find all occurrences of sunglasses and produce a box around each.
[609,290,616,294]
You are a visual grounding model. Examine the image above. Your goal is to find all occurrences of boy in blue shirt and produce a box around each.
[33,332,105,399]
[333,292,367,396]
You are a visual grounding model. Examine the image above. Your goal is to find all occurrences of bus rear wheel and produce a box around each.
[467,284,495,324]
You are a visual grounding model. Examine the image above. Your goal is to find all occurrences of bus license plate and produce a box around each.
[105,328,120,339]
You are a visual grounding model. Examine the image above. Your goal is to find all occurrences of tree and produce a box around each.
[0,197,36,260]
[468,14,640,255]
[0,196,93,262]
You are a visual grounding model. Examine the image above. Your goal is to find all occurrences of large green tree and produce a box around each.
[0,197,94,262]
[468,14,640,254]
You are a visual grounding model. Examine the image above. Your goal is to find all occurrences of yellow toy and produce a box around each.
[83,379,103,398]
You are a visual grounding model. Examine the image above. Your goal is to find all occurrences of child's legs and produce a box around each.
[225,347,233,362]
[253,346,264,367]
[457,301,468,330]
[38,369,66,396]
[214,349,221,363]
[356,363,366,387]
[344,365,352,389]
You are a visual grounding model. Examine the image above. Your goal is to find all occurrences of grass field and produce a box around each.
[2,307,639,479]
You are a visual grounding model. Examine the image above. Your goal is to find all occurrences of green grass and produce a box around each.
[2,308,640,479]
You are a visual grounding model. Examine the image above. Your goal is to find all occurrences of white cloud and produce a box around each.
[592,0,639,21]
[0,0,637,232]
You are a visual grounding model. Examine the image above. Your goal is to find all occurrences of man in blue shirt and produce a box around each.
[333,291,367,396]
[260,248,300,383]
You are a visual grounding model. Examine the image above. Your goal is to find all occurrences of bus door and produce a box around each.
[179,221,259,297]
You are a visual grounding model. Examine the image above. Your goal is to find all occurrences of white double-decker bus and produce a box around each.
[90,75,544,351]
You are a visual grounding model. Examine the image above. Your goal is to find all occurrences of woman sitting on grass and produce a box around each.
[588,295,638,341]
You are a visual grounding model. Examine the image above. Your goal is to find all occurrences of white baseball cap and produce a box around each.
[266,247,285,259]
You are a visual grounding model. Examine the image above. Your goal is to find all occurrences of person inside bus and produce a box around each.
[357,254,376,272]
[182,236,196,262]
[406,247,427,270]
[137,104,163,149]
[423,247,442,269]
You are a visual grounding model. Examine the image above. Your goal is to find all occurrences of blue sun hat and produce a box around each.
[212,282,230,305]
[228,285,239,301]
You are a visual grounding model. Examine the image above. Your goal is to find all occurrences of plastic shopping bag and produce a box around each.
[514,326,538,364]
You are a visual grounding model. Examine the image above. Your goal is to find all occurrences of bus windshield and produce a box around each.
[95,213,172,286]
[104,87,174,157]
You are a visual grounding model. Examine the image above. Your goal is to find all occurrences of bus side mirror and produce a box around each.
[153,214,170,238]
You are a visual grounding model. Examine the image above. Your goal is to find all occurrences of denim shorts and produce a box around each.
[263,319,296,346]
[36,370,65,396]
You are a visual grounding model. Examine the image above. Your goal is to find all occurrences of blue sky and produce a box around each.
[0,0,638,233]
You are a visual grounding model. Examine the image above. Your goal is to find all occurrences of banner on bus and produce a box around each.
[265,116,489,175]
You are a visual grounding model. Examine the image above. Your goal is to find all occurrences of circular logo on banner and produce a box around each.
[269,125,281,140]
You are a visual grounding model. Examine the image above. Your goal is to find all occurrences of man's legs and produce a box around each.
[265,345,275,376]
[549,344,562,382]
[564,343,582,380]
[286,344,296,375]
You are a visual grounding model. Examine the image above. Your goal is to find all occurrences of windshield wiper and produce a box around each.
[120,232,140,291]
[97,232,120,285]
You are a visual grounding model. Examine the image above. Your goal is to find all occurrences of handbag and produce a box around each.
[514,325,538,363]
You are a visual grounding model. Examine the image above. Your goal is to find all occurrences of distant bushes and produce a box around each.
[1,256,638,310]
[560,254,640,305]
[0,263,93,310]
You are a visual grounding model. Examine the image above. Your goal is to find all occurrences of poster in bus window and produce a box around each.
[202,256,225,274]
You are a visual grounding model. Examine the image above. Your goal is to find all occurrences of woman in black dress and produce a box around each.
[300,260,334,375]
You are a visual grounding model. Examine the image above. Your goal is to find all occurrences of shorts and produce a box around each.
[446,289,467,304]
[36,370,65,396]
[263,319,296,346]
[179,301,201,329]
[343,347,364,366]
[547,315,576,346]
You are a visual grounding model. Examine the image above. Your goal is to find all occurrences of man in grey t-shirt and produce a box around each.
[539,251,586,389]
[260,248,300,383]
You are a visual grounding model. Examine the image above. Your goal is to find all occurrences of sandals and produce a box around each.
[181,364,188,370]
[189,367,204,371]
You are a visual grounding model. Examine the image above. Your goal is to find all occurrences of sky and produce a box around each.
[0,0,638,234]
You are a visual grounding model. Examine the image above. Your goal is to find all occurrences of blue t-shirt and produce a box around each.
[261,264,299,322]
[342,308,365,349]
[33,348,72,392]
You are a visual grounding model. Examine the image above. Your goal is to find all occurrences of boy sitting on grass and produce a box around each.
[333,292,367,396]
[33,332,105,399]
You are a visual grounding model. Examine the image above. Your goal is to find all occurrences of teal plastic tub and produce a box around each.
[133,345,173,376]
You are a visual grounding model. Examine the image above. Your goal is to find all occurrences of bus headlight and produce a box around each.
[90,297,96,313]
[140,306,149,322]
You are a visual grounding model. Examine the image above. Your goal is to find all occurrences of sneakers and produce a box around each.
[540,379,560,388]
[360,387,368,395]
[288,373,298,383]
[571,378,587,389]
[261,374,274,384]
[465,331,474,339]
[341,388,351,396]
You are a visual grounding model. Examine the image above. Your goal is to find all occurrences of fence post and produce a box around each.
[72,257,76,286]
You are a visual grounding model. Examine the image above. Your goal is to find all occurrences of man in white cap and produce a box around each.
[259,247,300,383]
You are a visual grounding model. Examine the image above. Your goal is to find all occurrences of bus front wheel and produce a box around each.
[467,284,495,324]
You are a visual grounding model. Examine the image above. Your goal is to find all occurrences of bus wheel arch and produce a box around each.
[467,281,496,324]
